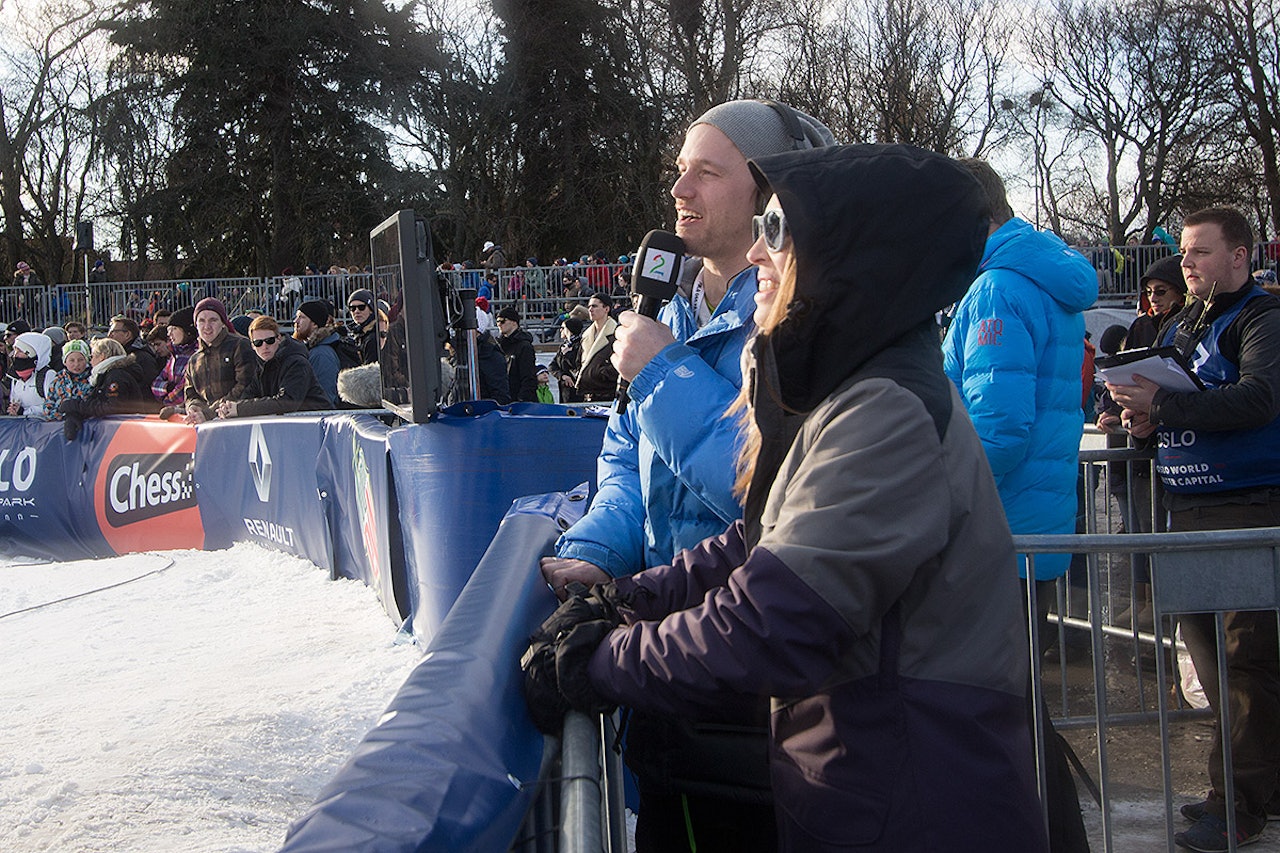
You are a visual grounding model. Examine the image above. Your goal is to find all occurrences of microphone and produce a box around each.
[616,230,685,413]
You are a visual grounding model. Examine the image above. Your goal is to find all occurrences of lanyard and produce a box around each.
[690,272,713,328]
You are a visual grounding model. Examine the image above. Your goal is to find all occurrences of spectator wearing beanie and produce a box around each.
[346,288,379,365]
[58,337,158,440]
[293,299,343,406]
[42,326,67,372]
[1125,253,1188,350]
[183,297,260,424]
[153,307,198,407]
[495,307,538,402]
[540,99,837,846]
[550,315,586,403]
[45,339,93,420]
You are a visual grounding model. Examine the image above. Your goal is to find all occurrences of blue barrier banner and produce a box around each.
[193,416,333,570]
[0,416,204,560]
[0,418,103,559]
[317,414,406,626]
[280,487,588,853]
[387,403,606,643]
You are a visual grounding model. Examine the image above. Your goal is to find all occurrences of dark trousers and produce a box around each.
[635,787,778,853]
[1171,500,1280,833]
[1025,579,1092,853]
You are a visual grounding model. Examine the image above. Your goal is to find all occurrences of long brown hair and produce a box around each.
[728,255,797,499]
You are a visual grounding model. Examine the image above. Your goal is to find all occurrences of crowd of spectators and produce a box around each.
[438,245,633,305]
[0,287,392,433]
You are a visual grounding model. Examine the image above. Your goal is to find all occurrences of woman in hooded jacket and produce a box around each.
[523,145,1047,852]
[6,331,55,417]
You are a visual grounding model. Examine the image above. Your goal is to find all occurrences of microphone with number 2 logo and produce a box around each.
[615,230,685,414]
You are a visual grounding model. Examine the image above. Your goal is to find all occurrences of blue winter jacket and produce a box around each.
[555,265,756,575]
[308,330,341,407]
[942,218,1097,579]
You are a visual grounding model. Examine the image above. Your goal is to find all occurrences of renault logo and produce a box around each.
[249,423,272,503]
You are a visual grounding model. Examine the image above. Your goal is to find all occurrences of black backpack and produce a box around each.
[328,336,363,371]
[33,365,51,398]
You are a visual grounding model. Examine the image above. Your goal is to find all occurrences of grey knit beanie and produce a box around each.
[691,100,836,161]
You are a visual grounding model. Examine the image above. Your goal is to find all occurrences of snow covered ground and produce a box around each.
[0,543,421,853]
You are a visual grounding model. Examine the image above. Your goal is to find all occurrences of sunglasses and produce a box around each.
[1145,287,1171,297]
[752,209,788,251]
[251,335,279,348]
[349,302,370,312]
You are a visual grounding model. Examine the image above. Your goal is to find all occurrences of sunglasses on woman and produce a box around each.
[752,209,788,251]
[251,335,278,347]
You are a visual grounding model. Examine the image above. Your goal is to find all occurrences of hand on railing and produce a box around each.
[521,582,620,734]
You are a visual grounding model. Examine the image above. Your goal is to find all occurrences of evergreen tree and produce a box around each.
[107,0,440,275]
[488,0,666,261]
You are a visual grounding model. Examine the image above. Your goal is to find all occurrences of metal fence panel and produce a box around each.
[1154,546,1280,614]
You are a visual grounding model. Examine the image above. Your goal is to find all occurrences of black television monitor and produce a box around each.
[369,210,446,423]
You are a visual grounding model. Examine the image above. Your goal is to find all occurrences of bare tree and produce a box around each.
[764,0,1013,156]
[1023,0,1227,242]
[0,1,112,285]
[1209,0,1280,235]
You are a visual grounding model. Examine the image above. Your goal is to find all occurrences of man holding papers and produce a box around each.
[1105,206,1280,852]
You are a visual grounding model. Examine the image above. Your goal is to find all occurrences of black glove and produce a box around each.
[555,620,615,715]
[533,583,624,647]
[63,411,84,441]
[521,631,569,734]
[521,619,615,733]
[521,587,602,734]
[587,581,629,624]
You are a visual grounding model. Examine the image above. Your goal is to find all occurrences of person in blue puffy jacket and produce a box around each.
[542,101,835,588]
[942,159,1098,582]
[942,159,1098,853]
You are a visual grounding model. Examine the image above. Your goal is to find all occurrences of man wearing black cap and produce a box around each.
[495,307,538,402]
[295,299,346,405]
[346,288,379,365]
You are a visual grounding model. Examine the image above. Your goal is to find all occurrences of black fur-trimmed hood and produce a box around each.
[746,144,988,414]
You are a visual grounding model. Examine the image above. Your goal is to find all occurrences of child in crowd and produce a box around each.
[45,340,93,420]
[535,365,554,404]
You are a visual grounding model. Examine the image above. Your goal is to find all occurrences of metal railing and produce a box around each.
[0,266,622,336]
[8,237,1280,331]
[1020,526,1280,853]
[509,712,625,853]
